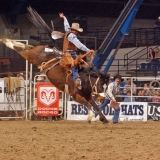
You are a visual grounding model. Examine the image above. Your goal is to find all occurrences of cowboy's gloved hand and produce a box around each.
[112,100,117,103]
[86,50,94,56]
[88,50,94,54]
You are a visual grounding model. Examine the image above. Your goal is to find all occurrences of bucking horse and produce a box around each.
[2,7,110,124]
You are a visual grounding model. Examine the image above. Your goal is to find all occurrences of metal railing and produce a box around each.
[86,27,160,48]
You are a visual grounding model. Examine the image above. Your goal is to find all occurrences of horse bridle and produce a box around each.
[88,75,100,95]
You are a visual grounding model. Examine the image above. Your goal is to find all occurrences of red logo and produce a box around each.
[37,83,59,116]
[40,87,56,106]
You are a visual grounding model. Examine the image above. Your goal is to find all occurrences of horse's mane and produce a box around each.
[79,67,109,78]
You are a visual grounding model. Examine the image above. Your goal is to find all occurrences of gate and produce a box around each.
[0,39,31,120]
[31,74,66,120]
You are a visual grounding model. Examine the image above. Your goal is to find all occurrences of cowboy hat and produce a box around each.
[37,76,45,81]
[70,23,83,32]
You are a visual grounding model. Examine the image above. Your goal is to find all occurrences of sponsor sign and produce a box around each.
[0,78,4,103]
[67,101,148,121]
[148,103,160,121]
[120,102,147,121]
[36,83,59,116]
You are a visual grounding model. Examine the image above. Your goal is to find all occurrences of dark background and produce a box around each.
[0,0,160,25]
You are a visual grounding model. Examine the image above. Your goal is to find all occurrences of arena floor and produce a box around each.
[0,120,160,160]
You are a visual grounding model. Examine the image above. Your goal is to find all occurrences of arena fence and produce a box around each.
[66,76,160,121]
[31,74,66,120]
[0,39,33,120]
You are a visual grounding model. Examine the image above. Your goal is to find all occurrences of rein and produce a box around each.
[38,58,58,70]
[38,57,60,73]
[89,52,94,67]
[89,75,100,95]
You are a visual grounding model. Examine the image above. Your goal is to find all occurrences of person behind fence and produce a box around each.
[59,12,94,90]
[148,48,156,60]
[154,47,160,59]
[152,91,160,102]
[155,16,160,28]
[123,90,135,102]
[148,48,158,75]
[135,89,149,102]
[135,89,142,102]
[93,74,122,124]
[123,78,136,95]
[143,83,151,101]
[154,16,160,44]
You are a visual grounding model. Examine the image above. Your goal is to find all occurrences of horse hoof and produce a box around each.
[103,119,109,124]
[88,120,91,123]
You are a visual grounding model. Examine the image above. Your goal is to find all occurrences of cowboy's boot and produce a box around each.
[75,77,82,90]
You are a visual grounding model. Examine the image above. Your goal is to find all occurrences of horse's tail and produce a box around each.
[27,6,53,38]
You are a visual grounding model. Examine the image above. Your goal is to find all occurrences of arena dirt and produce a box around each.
[0,120,160,160]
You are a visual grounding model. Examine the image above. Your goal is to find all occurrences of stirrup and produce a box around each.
[75,78,82,90]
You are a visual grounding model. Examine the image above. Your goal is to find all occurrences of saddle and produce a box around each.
[59,53,88,72]
[38,52,89,74]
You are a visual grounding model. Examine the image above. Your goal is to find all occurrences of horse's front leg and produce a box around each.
[89,96,109,124]
[72,94,95,122]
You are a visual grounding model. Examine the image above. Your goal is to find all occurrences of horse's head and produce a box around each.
[2,38,62,66]
[97,72,110,93]
[80,68,110,96]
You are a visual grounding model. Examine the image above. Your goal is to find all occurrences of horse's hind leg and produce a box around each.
[89,97,109,124]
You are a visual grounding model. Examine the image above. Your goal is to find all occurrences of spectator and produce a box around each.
[152,91,160,102]
[142,89,151,102]
[141,89,148,102]
[36,75,46,83]
[154,16,160,28]
[143,83,151,96]
[148,48,158,76]
[124,90,135,102]
[148,48,156,60]
[35,76,45,96]
[135,90,142,102]
[154,47,160,59]
[135,89,150,102]
[143,83,152,101]
[123,78,136,95]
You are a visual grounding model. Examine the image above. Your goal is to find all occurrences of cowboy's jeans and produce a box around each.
[70,52,78,82]
[113,107,120,123]
[95,99,120,123]
[72,66,78,82]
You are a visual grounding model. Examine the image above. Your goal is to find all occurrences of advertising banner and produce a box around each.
[36,83,59,116]
[148,103,160,121]
[67,101,148,121]
[0,78,4,102]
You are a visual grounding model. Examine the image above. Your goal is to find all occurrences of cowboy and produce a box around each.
[93,74,122,123]
[59,13,94,90]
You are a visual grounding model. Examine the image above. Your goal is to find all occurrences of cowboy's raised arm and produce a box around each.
[59,13,70,31]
